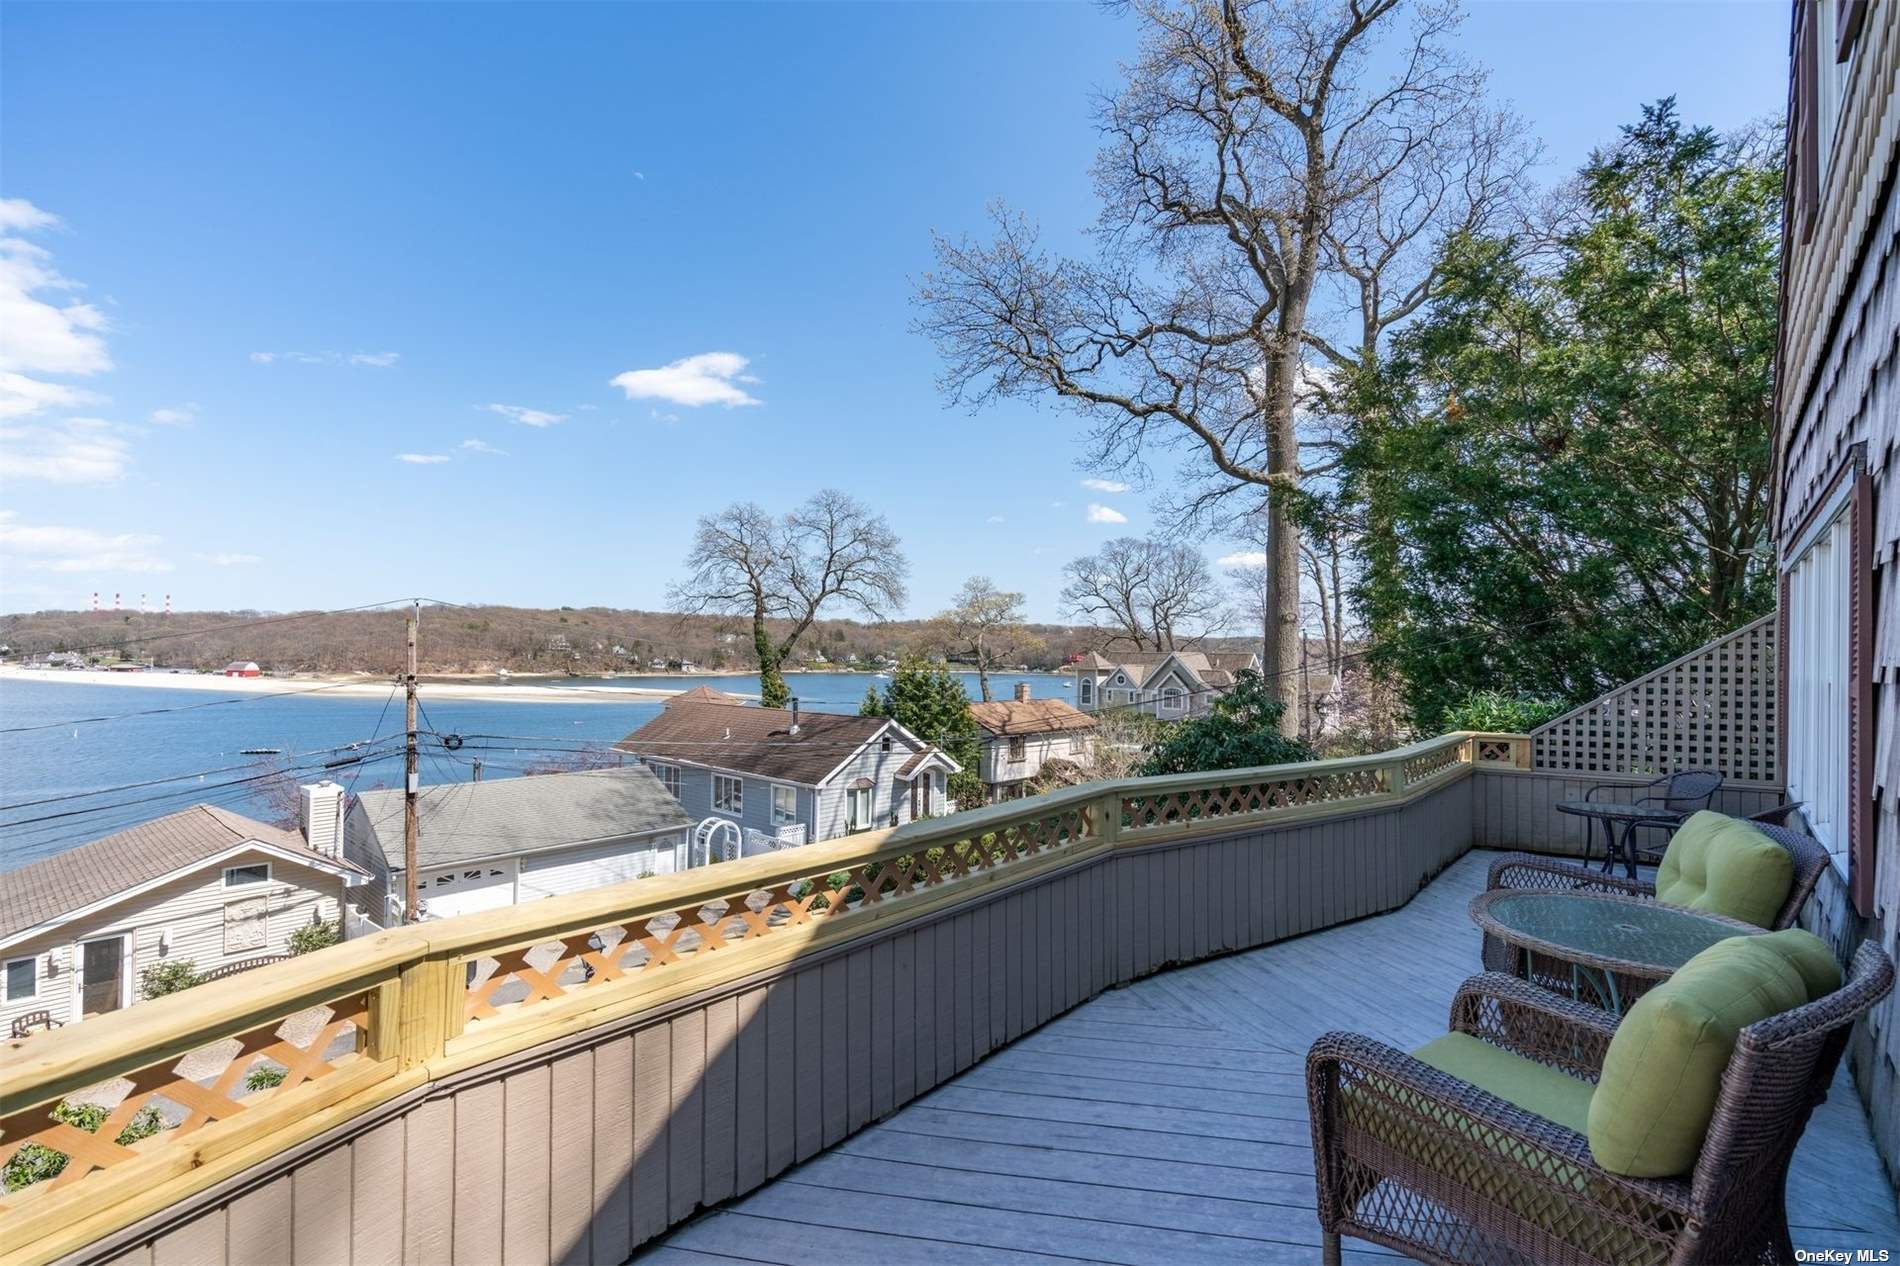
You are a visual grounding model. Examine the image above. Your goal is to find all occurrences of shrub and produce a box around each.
[3,1102,165,1192]
[288,920,341,956]
[245,1064,287,1092]
[1136,670,1316,776]
[1441,689,1568,734]
[139,959,204,999]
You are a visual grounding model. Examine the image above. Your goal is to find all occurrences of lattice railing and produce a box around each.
[1119,764,1390,837]
[1529,614,1780,785]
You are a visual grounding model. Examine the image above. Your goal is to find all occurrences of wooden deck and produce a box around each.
[637,851,1900,1265]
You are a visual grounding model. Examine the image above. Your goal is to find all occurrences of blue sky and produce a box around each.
[1,1,1790,623]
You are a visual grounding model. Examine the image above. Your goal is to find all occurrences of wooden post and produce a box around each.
[404,604,419,922]
[395,954,464,1067]
[1096,790,1121,845]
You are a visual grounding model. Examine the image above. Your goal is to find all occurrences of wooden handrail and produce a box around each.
[0,730,1527,1263]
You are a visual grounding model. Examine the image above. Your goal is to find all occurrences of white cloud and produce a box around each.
[150,403,198,426]
[484,402,566,428]
[0,511,172,573]
[251,349,400,368]
[985,514,1006,524]
[0,200,113,427]
[1218,550,1268,568]
[350,351,400,367]
[249,352,276,364]
[0,417,132,483]
[0,371,102,420]
[649,408,680,425]
[1049,500,1066,509]
[1082,478,1130,494]
[198,552,262,566]
[1086,504,1128,524]
[611,351,762,408]
[396,452,450,465]
[460,438,507,455]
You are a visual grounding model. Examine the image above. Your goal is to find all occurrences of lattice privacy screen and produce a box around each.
[1529,614,1779,785]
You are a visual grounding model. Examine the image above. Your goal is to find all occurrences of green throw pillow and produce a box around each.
[1653,811,1794,928]
[1750,928,1842,1000]
[1589,936,1807,1177]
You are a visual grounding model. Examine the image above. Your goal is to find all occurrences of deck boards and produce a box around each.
[638,850,1899,1264]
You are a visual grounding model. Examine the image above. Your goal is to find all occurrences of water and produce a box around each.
[0,670,1071,870]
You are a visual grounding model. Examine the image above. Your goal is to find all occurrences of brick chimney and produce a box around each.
[1014,681,1032,703]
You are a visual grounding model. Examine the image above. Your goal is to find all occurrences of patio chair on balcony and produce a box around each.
[1307,935,1894,1266]
[1481,812,1829,975]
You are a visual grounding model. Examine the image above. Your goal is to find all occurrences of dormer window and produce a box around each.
[880,734,893,753]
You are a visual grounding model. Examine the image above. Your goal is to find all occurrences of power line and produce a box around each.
[0,734,408,813]
[0,675,390,734]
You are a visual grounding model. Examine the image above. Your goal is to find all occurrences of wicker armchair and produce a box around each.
[1482,819,1831,977]
[1307,942,1894,1265]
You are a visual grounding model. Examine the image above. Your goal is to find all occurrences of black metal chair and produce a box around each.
[1587,768,1723,870]
[9,1009,61,1039]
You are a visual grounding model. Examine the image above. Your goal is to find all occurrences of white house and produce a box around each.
[343,765,694,923]
[1071,649,1261,719]
[968,682,1096,802]
[0,793,367,1036]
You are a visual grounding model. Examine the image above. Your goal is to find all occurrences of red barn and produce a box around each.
[222,661,261,677]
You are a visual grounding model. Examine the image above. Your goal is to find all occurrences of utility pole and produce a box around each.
[403,601,420,922]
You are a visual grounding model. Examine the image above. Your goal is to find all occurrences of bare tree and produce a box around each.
[917,0,1529,733]
[1062,536,1225,651]
[670,490,908,708]
[930,576,1042,702]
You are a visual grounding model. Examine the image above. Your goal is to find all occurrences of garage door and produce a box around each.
[417,862,515,919]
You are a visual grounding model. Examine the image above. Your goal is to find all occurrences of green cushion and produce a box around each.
[1589,935,1807,1177]
[1750,928,1842,1000]
[1412,1032,1596,1136]
[1654,811,1794,928]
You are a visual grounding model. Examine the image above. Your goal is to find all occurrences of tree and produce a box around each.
[931,577,1040,702]
[1060,536,1224,651]
[1342,101,1780,729]
[861,656,983,807]
[917,0,1530,733]
[670,490,908,708]
[1136,669,1316,775]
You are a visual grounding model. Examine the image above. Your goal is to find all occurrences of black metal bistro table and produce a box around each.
[1469,889,1761,1014]
[1554,800,1683,879]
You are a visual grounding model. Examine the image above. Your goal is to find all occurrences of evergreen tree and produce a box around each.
[862,657,983,807]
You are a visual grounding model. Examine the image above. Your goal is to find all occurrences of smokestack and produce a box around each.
[789,697,800,735]
[1014,681,1032,703]
[299,780,346,859]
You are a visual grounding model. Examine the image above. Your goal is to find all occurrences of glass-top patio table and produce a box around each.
[1554,799,1684,879]
[1469,888,1762,1013]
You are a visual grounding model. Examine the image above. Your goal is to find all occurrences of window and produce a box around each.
[771,784,798,827]
[1786,499,1853,876]
[648,762,680,799]
[1814,1,1854,177]
[880,734,893,753]
[713,774,743,815]
[1078,679,1093,706]
[1007,736,1026,761]
[223,862,270,888]
[845,785,873,832]
[5,956,36,1002]
[1160,685,1186,713]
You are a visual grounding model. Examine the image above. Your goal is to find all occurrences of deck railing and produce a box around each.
[0,731,1528,1265]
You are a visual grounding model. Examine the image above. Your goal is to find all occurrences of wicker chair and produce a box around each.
[1307,942,1894,1266]
[1481,819,1831,978]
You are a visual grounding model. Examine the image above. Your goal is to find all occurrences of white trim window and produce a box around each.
[648,762,681,799]
[1786,505,1851,875]
[1814,1,1854,177]
[223,862,271,888]
[712,774,743,816]
[1078,678,1093,706]
[771,784,798,827]
[845,785,874,833]
[5,955,37,1002]
[1160,685,1187,714]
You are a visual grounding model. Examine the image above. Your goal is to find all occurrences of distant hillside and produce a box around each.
[0,605,1262,677]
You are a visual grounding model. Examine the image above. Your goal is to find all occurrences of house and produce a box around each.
[968,682,1096,802]
[0,792,366,1033]
[221,660,261,677]
[1070,649,1261,719]
[1774,0,1899,1169]
[615,699,961,846]
[343,765,693,923]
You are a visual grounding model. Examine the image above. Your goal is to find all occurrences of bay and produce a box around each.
[0,669,1073,870]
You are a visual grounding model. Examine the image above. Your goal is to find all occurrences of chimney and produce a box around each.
[789,697,800,735]
[300,780,345,859]
[1014,682,1032,703]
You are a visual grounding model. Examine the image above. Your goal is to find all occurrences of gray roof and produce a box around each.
[0,805,362,944]
[351,765,692,872]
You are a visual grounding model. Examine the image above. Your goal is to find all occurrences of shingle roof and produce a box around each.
[0,805,358,943]
[351,765,691,872]
[968,698,1098,737]
[668,685,743,706]
[615,702,893,785]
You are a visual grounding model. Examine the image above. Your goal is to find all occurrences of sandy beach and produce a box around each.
[0,664,699,703]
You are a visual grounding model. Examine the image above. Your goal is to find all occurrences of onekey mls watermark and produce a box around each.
[1795,1249,1893,1263]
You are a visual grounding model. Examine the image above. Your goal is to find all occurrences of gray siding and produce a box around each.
[654,763,817,843]
[72,777,1474,1266]
[813,738,930,837]
[1470,768,1785,856]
